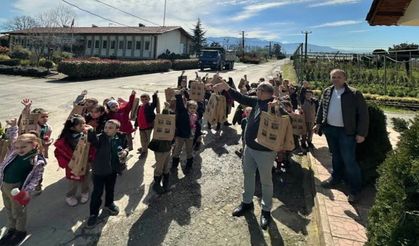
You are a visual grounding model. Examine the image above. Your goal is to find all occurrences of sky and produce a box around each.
[0,0,418,52]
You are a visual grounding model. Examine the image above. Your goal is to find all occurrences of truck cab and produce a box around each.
[198,48,235,71]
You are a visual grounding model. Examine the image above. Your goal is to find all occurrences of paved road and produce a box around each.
[0,60,312,245]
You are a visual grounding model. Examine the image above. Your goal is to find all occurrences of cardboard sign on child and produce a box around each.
[152,114,176,141]
[189,81,205,102]
[256,106,294,152]
[68,136,90,177]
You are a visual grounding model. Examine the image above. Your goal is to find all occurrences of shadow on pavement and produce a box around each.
[127,151,202,246]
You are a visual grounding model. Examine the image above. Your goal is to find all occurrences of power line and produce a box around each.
[93,0,160,26]
[62,0,130,27]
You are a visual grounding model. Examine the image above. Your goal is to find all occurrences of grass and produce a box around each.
[282,62,298,84]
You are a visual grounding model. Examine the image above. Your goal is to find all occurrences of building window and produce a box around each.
[127,41,132,49]
[111,40,116,49]
[103,40,107,49]
[136,41,141,50]
[95,40,99,49]
[87,40,92,48]
[145,41,150,50]
[119,40,124,49]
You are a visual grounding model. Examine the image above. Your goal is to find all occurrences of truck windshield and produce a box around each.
[200,51,219,58]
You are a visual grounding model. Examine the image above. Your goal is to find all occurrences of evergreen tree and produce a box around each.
[191,18,206,55]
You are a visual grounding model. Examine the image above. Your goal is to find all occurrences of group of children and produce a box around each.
[0,72,318,245]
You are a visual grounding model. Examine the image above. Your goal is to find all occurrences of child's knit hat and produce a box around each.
[107,99,118,108]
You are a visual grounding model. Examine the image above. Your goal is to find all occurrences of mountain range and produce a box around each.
[206,37,342,54]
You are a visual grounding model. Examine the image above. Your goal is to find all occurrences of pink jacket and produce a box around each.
[108,94,135,133]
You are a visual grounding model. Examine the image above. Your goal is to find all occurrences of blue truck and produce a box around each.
[198,48,236,71]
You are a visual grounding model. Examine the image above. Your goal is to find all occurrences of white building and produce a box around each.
[4,26,193,59]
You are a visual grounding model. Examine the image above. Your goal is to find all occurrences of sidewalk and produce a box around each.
[307,128,400,246]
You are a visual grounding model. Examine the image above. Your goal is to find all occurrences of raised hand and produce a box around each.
[6,118,17,127]
[21,98,32,108]
[131,90,136,96]
[81,90,88,96]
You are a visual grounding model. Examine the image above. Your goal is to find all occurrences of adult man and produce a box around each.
[314,69,369,203]
[215,81,276,230]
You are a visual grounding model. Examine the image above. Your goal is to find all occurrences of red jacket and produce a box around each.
[54,138,95,181]
[108,94,135,133]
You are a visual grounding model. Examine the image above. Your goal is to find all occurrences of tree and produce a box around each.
[191,18,206,55]
[209,42,221,48]
[273,43,286,59]
[3,16,39,31]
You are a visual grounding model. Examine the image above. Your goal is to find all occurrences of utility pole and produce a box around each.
[241,31,245,58]
[269,41,272,58]
[301,31,312,61]
[163,0,167,26]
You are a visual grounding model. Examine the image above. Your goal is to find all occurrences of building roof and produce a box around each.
[366,0,419,26]
[3,26,193,38]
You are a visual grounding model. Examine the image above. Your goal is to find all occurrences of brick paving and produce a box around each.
[308,128,400,246]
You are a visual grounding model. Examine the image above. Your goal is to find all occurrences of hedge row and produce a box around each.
[0,65,49,77]
[58,59,172,79]
[171,59,199,70]
[0,59,20,66]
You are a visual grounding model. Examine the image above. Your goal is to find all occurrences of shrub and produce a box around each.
[240,54,263,64]
[356,103,392,185]
[157,50,189,60]
[0,46,9,55]
[171,59,199,70]
[366,116,419,246]
[0,54,10,61]
[391,117,410,133]
[20,59,31,66]
[52,51,74,64]
[9,46,31,60]
[58,58,172,79]
[0,59,20,66]
[0,65,49,77]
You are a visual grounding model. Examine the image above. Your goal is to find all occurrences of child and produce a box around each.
[235,107,252,158]
[54,114,95,207]
[148,102,174,194]
[171,90,199,174]
[106,90,136,151]
[301,90,317,149]
[135,91,158,159]
[85,119,128,228]
[85,105,107,133]
[0,119,46,245]
[20,98,52,195]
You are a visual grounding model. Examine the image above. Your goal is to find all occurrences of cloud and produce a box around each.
[309,0,360,7]
[348,29,369,33]
[230,1,305,21]
[311,20,363,28]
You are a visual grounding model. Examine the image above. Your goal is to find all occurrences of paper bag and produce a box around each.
[290,113,307,136]
[189,81,205,102]
[203,93,219,125]
[68,136,90,177]
[19,113,40,135]
[130,97,140,121]
[165,88,176,103]
[256,111,294,152]
[152,114,176,141]
[68,105,86,120]
[216,95,227,123]
[0,139,10,163]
